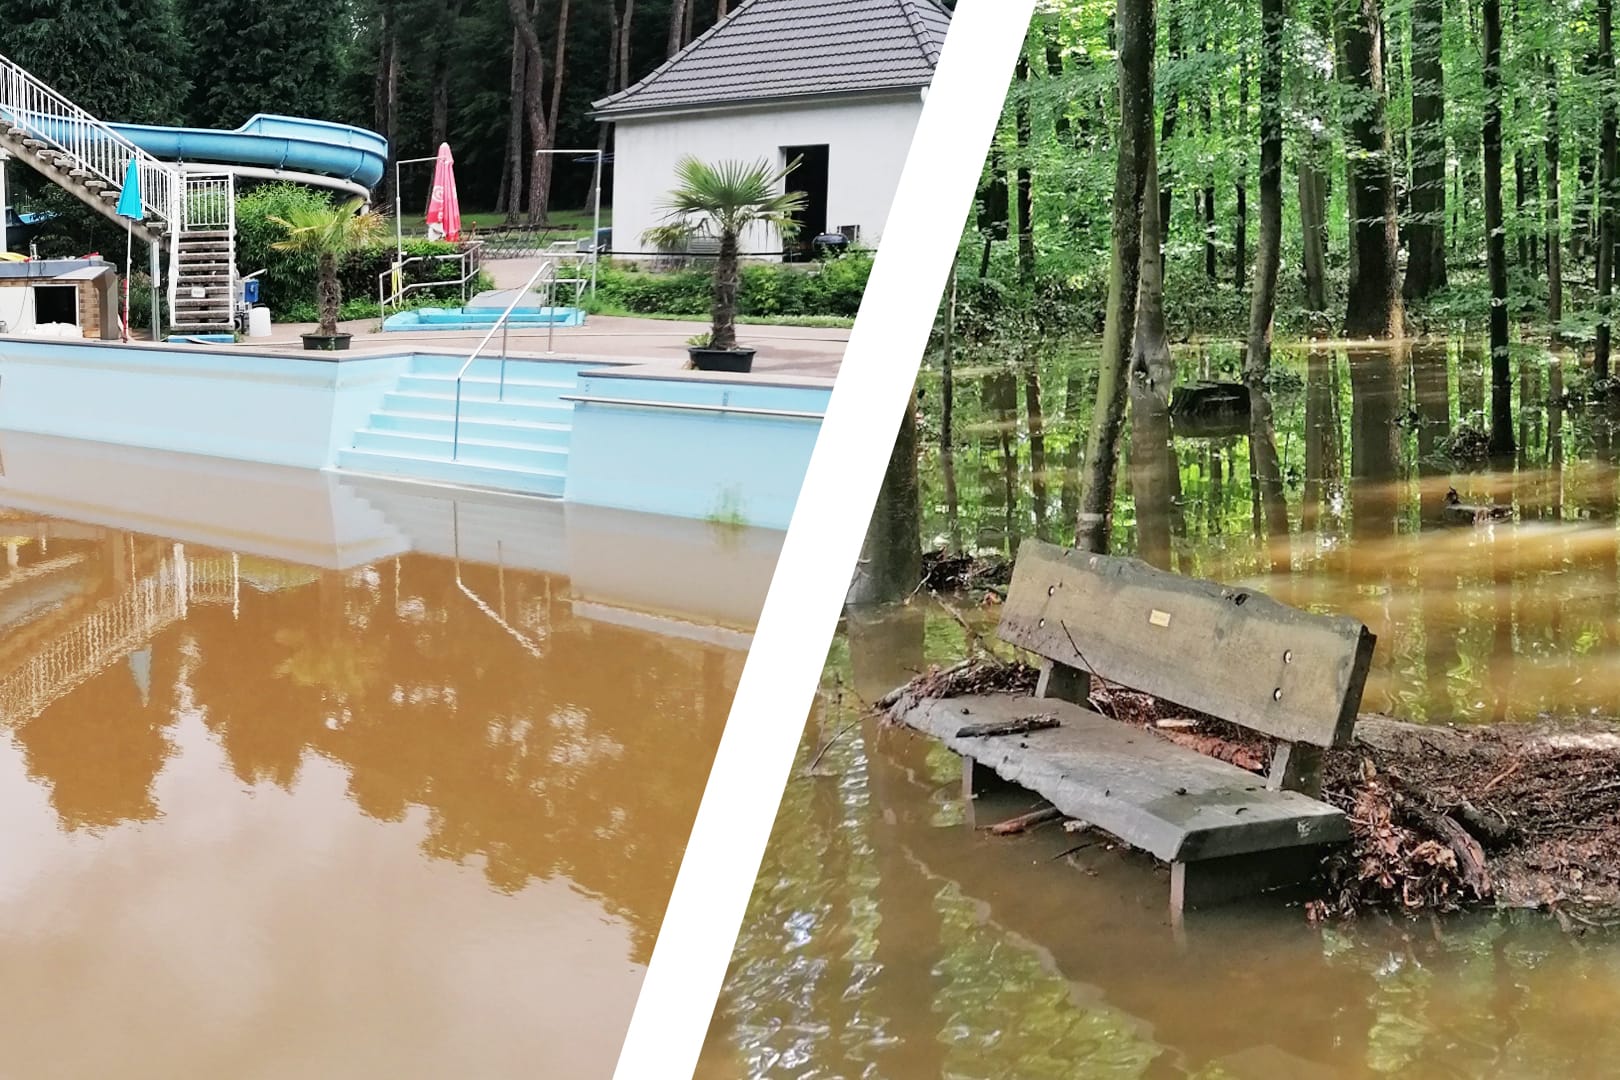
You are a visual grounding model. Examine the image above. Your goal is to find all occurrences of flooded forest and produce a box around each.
[698,0,1620,1076]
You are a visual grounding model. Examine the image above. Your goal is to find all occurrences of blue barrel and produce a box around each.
[242,279,261,305]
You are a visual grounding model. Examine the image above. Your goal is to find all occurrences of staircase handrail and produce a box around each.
[0,51,179,228]
[451,258,558,460]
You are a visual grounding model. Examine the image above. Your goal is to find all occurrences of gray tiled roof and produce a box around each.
[593,0,952,118]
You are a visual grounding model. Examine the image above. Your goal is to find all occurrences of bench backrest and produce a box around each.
[996,539,1375,748]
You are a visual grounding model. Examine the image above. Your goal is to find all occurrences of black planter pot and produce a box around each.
[302,333,352,352]
[688,345,756,373]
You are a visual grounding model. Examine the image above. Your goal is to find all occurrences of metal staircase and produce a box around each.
[0,51,237,336]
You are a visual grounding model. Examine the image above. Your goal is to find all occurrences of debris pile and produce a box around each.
[919,550,1012,594]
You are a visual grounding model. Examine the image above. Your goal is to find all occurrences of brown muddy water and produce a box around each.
[0,434,773,1079]
[698,343,1620,1079]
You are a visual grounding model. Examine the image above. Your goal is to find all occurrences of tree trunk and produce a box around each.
[1045,25,1071,142]
[1133,133,1173,397]
[1300,140,1330,315]
[1235,49,1249,291]
[1484,0,1514,454]
[1246,0,1284,382]
[711,229,740,348]
[550,0,571,138]
[1515,152,1529,270]
[848,397,921,605]
[1024,358,1048,530]
[1599,0,1617,380]
[1077,0,1154,554]
[1159,1,1181,244]
[317,252,340,336]
[501,27,527,221]
[667,0,689,57]
[507,0,552,226]
[1339,0,1404,338]
[1547,57,1564,329]
[429,1,461,149]
[1403,0,1447,299]
[373,4,400,209]
[1577,149,1596,264]
[941,264,961,551]
[1015,54,1036,285]
[619,0,636,93]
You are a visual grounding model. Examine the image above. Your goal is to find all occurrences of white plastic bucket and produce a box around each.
[246,306,272,338]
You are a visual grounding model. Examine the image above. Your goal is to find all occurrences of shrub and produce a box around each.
[593,253,873,319]
[237,183,472,317]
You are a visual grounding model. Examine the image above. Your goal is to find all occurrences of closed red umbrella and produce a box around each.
[424,142,461,242]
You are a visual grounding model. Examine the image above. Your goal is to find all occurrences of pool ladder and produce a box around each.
[450,258,561,460]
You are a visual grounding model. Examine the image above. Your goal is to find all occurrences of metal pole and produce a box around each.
[0,151,8,256]
[591,149,601,298]
[149,239,161,340]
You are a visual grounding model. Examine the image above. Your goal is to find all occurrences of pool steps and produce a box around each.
[335,355,594,497]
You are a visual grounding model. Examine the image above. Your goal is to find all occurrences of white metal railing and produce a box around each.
[0,50,179,229]
[378,241,484,314]
[181,172,233,231]
[451,258,561,459]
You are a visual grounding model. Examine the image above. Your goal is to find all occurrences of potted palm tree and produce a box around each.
[641,156,806,373]
[271,198,383,351]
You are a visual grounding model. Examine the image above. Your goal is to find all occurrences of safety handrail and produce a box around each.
[378,241,485,312]
[451,258,559,459]
[0,50,179,228]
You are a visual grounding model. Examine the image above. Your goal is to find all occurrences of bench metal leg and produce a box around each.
[1170,846,1324,916]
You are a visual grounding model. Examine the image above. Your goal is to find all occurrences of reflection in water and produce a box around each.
[719,341,1620,1078]
[0,498,746,1078]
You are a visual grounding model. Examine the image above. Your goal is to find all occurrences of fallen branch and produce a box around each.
[956,715,1061,739]
[986,807,1063,835]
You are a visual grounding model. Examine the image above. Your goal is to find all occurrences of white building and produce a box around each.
[593,0,951,261]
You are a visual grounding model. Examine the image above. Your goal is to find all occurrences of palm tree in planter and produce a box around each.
[641,156,806,372]
[270,199,384,351]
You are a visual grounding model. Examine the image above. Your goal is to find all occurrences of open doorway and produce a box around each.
[781,145,829,262]
[33,284,78,328]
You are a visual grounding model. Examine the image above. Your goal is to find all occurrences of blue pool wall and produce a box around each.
[0,340,829,529]
[0,340,412,468]
[563,369,831,530]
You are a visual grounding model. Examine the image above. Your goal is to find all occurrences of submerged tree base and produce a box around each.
[879,657,1620,925]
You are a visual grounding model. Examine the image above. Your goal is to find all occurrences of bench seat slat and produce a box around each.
[899,694,1349,862]
[998,540,1375,748]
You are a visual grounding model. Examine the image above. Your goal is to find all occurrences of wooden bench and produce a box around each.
[893,539,1376,914]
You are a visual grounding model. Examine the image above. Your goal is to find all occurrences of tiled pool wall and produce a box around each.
[0,339,411,468]
[564,369,831,530]
[0,340,831,530]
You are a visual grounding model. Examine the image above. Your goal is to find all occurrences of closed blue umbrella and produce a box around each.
[115,161,142,341]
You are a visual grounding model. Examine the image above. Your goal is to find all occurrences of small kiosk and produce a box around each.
[0,258,120,340]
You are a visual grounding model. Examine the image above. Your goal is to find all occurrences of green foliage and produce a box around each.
[592,254,874,320]
[0,0,188,123]
[176,0,345,126]
[238,184,470,317]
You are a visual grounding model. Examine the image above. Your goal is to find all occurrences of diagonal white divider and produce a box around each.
[610,2,1039,1076]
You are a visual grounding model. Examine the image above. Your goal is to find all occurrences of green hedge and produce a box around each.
[237,183,473,318]
[595,254,872,319]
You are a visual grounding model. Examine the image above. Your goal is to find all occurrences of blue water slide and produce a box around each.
[108,115,388,190]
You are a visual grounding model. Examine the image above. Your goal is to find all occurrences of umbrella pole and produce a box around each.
[123,225,132,342]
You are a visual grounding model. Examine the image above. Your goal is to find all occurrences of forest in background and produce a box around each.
[966,0,1612,354]
[0,0,742,222]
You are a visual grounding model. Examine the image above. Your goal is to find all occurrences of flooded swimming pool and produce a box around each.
[698,341,1620,1078]
[0,440,770,1078]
